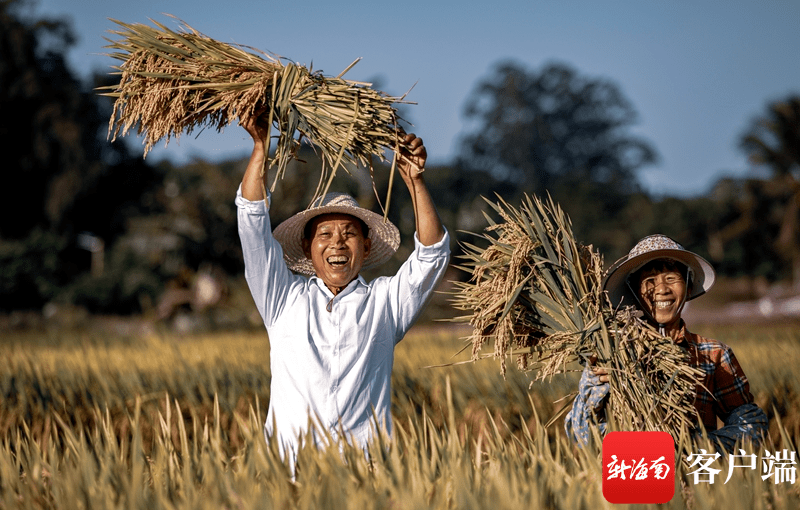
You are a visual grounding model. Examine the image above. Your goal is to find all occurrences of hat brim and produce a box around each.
[603,248,715,308]
[273,202,400,276]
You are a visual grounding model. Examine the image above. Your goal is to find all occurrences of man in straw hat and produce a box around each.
[235,115,450,463]
[565,234,767,452]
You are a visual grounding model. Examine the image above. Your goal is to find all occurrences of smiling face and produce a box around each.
[633,260,689,329]
[302,213,371,295]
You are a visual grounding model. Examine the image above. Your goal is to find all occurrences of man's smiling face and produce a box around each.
[302,213,371,295]
[634,261,687,328]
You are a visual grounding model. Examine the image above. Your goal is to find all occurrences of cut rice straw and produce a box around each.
[450,193,704,442]
[99,14,415,208]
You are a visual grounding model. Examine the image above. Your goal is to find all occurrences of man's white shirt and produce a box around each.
[235,186,450,456]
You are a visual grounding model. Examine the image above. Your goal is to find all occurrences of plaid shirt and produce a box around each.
[565,321,767,451]
[676,323,754,430]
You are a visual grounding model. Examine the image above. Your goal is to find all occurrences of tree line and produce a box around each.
[1,0,798,320]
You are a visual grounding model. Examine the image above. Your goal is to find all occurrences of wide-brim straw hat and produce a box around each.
[603,234,716,308]
[272,192,400,276]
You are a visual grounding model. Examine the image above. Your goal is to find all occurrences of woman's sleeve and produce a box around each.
[706,403,768,453]
[564,365,610,446]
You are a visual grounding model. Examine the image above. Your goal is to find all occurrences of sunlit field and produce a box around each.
[1,323,798,509]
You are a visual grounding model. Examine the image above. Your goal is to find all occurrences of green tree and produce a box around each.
[706,177,787,281]
[455,60,658,256]
[1,0,77,238]
[1,0,156,240]
[457,61,656,193]
[739,95,800,284]
[0,0,159,310]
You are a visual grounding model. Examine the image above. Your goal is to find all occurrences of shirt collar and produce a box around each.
[309,274,368,299]
[672,320,696,347]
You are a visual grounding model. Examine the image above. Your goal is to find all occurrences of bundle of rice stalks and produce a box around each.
[450,193,703,438]
[99,15,413,205]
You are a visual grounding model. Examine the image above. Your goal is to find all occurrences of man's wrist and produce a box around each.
[251,142,266,156]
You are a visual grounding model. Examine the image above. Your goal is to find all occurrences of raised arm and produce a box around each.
[236,110,299,328]
[396,132,445,246]
[241,110,270,201]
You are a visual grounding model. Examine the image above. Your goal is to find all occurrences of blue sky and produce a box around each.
[29,0,800,197]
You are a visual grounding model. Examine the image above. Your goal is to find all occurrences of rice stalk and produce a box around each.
[99,15,414,207]
[450,193,703,440]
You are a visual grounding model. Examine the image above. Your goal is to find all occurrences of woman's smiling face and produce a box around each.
[634,263,687,328]
[302,213,371,295]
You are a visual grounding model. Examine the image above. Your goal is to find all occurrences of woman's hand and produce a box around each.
[589,355,609,383]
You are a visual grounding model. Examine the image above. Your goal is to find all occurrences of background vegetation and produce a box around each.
[1,0,799,327]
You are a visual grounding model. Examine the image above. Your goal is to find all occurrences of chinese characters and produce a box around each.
[685,449,797,485]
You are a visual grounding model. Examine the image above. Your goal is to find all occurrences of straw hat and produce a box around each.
[603,234,716,308]
[272,192,400,276]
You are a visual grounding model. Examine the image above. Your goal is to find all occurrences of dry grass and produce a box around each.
[0,325,798,508]
[100,15,413,207]
[450,194,703,441]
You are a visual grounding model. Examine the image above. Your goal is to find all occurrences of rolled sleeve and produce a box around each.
[413,230,450,260]
[387,229,451,340]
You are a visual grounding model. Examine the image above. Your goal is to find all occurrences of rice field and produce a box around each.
[0,322,798,509]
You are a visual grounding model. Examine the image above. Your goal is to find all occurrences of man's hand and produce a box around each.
[393,128,443,246]
[397,131,427,181]
[242,106,270,144]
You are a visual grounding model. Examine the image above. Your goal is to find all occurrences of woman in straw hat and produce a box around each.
[565,234,767,452]
[235,114,449,464]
